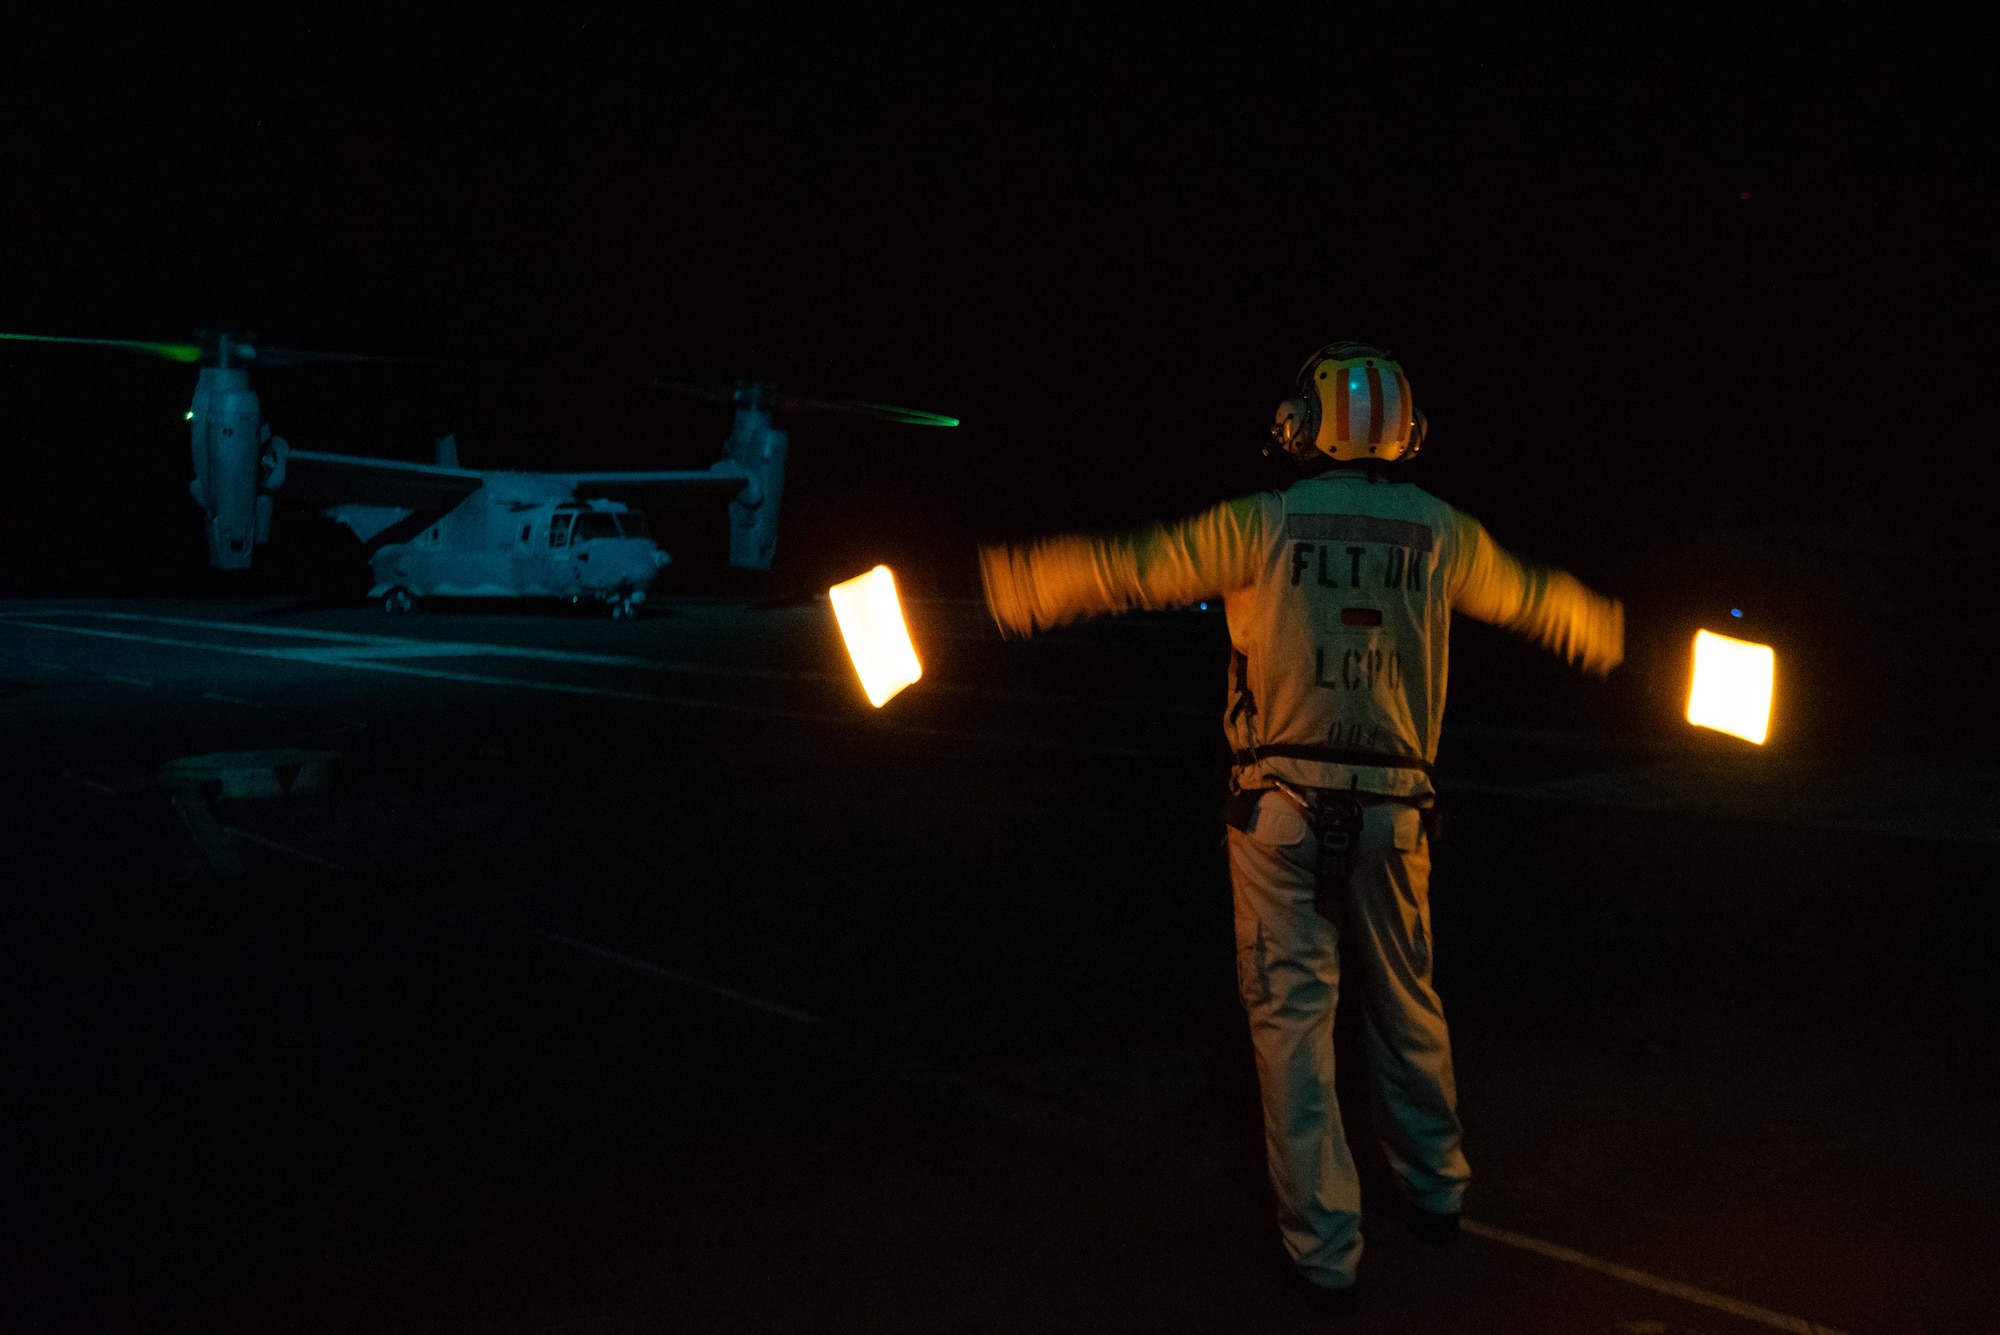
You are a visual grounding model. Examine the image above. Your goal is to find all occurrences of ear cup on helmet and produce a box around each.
[1406,407,1428,458]
[1271,395,1319,461]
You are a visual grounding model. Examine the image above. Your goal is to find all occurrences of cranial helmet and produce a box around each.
[1271,342,1428,465]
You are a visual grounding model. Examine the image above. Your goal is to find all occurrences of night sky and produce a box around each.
[2,16,1993,741]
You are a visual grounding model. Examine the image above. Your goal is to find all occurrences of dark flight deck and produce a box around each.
[3,596,1993,1333]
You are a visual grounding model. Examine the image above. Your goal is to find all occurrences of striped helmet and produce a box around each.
[1271,342,1427,464]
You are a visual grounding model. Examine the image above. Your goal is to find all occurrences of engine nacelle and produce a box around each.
[187,367,264,569]
[724,407,789,570]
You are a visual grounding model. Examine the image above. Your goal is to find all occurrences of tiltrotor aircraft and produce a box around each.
[0,329,956,618]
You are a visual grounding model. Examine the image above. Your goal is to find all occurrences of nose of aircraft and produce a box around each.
[580,538,668,590]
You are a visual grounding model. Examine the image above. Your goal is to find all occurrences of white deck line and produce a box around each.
[0,609,1245,721]
[1460,1219,1851,1335]
[0,616,1187,759]
[3,609,833,681]
[1442,774,1999,847]
[223,825,350,871]
[540,932,822,1026]
[219,827,822,1025]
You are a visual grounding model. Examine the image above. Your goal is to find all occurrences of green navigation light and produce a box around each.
[185,410,195,420]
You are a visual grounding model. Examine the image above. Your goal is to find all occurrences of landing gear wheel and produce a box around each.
[383,587,418,614]
[608,594,637,622]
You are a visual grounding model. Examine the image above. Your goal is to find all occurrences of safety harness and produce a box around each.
[1231,742,1434,778]
[1225,744,1441,923]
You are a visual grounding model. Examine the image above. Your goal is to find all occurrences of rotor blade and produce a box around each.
[0,331,202,363]
[251,344,445,367]
[777,394,960,427]
[649,376,741,405]
[650,373,959,425]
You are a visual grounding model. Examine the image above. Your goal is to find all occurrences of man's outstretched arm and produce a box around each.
[1446,512,1625,676]
[979,495,1266,638]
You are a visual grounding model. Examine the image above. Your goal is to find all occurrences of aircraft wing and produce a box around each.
[279,449,487,508]
[562,468,750,500]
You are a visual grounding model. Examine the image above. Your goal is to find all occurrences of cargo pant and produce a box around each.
[1227,789,1469,1289]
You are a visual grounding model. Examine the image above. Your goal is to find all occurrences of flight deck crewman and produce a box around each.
[977,342,1624,1315]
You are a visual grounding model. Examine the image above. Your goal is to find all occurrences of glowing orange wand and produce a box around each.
[1686,629,1775,744]
[829,565,923,707]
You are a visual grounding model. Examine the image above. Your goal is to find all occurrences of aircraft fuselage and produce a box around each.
[335,477,669,610]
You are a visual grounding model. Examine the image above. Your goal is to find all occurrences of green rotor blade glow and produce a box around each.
[0,332,203,363]
[848,401,960,427]
[783,392,960,427]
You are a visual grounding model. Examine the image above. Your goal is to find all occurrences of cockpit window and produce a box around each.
[574,512,621,541]
[616,512,651,538]
[548,512,576,548]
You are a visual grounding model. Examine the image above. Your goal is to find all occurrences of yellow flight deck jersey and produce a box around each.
[979,469,1624,801]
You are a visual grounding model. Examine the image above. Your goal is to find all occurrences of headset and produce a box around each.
[1270,341,1428,466]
